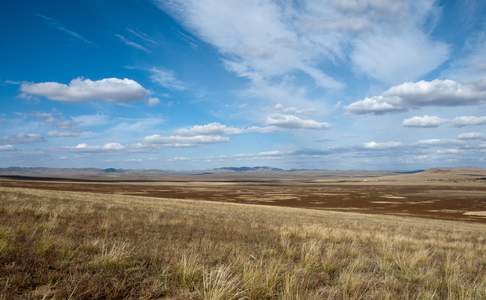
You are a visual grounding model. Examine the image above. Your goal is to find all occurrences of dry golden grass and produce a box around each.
[0,186,485,299]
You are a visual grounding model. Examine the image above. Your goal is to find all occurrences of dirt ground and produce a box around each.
[1,178,486,223]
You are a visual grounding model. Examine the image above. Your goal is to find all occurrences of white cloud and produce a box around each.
[102,142,125,151]
[47,131,82,138]
[457,132,484,140]
[265,114,329,129]
[115,34,150,53]
[20,77,150,103]
[363,141,402,150]
[147,97,161,106]
[72,114,109,127]
[345,96,404,114]
[176,122,243,136]
[173,117,328,138]
[160,0,343,89]
[127,28,159,46]
[74,143,89,150]
[158,0,449,102]
[442,30,486,82]
[71,142,125,152]
[2,133,45,144]
[436,148,462,155]
[107,117,164,133]
[141,134,228,147]
[346,79,486,114]
[29,111,76,129]
[149,67,186,90]
[0,145,15,151]
[416,139,462,146]
[452,116,486,127]
[37,14,93,45]
[402,115,447,128]
[235,73,325,113]
[351,30,449,84]
[274,103,313,115]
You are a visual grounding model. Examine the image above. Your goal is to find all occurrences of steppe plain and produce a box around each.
[0,168,485,299]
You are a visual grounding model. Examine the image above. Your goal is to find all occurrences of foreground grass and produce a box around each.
[0,187,485,299]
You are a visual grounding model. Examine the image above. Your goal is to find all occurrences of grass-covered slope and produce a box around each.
[0,187,485,299]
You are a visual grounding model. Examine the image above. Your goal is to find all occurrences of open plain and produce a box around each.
[1,168,486,223]
[0,168,485,299]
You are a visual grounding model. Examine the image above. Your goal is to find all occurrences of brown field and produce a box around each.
[0,169,485,299]
[1,168,486,223]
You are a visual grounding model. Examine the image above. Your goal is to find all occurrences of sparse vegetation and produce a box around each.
[0,186,485,299]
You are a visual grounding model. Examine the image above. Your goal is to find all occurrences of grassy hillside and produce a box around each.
[0,187,485,299]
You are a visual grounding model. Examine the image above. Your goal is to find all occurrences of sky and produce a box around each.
[1,0,486,170]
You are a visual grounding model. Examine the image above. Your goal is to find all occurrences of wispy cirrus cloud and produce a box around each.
[1,133,45,144]
[37,14,93,45]
[115,33,150,53]
[127,28,159,45]
[157,0,449,104]
[47,130,84,138]
[149,67,186,90]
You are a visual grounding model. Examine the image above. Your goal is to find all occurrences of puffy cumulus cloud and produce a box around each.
[0,144,15,151]
[176,122,244,136]
[149,67,186,90]
[363,141,403,150]
[452,116,486,127]
[173,117,329,138]
[141,134,228,148]
[265,114,330,129]
[457,132,484,140]
[345,96,405,115]
[402,115,447,128]
[20,77,151,103]
[346,79,486,114]
[74,143,89,150]
[70,142,126,152]
[102,142,125,151]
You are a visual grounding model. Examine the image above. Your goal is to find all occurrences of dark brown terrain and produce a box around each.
[1,168,485,223]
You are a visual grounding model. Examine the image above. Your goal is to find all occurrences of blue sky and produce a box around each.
[1,0,486,170]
